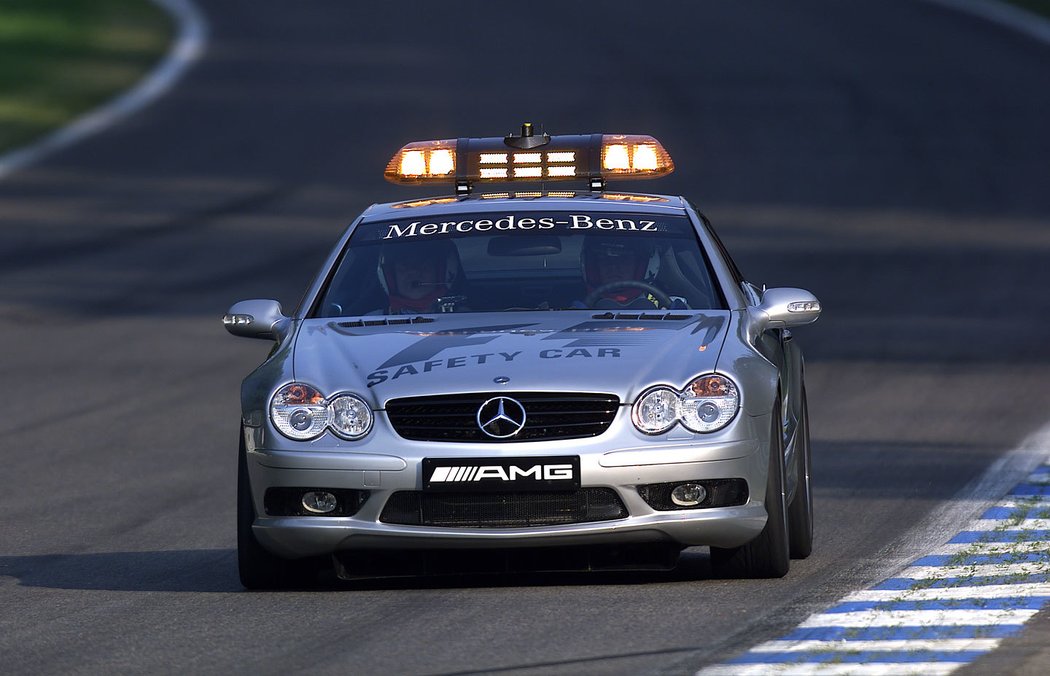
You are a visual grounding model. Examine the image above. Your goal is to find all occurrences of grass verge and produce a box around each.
[0,0,172,154]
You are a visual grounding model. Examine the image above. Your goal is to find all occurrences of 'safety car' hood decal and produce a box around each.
[293,312,730,405]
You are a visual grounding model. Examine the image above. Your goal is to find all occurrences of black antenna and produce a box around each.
[504,122,551,150]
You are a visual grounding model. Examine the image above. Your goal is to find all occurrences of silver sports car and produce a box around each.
[225,128,821,588]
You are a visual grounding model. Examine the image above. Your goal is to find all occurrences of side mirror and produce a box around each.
[750,287,821,333]
[223,299,289,340]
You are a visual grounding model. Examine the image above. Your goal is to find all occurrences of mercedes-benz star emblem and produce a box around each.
[476,396,527,439]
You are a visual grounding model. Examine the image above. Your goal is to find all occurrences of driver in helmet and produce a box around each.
[580,235,663,309]
[377,239,464,313]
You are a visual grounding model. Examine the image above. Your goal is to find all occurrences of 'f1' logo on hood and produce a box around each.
[378,323,536,369]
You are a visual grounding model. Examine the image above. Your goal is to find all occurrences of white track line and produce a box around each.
[961,518,1050,531]
[0,0,208,181]
[897,562,1050,580]
[700,664,963,676]
[933,541,1050,555]
[796,608,1041,628]
[845,582,1050,602]
[749,639,1001,653]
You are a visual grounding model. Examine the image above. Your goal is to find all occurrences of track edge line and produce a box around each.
[0,0,210,181]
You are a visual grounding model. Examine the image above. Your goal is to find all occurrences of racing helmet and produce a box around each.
[581,235,660,300]
[378,238,461,313]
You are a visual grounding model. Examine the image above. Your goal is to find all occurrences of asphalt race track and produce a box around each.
[2,1,1050,673]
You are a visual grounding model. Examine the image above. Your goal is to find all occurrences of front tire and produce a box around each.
[238,433,299,590]
[710,399,791,578]
[787,387,814,559]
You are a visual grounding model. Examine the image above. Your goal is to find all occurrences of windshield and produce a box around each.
[311,211,725,317]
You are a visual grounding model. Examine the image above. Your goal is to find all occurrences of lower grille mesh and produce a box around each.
[380,489,628,528]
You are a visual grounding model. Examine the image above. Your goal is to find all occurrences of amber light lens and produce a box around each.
[687,375,732,398]
[284,383,325,405]
[601,135,674,179]
[385,139,457,183]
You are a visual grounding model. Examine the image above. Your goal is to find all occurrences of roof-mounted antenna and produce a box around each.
[504,122,551,150]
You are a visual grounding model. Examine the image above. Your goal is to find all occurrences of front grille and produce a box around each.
[385,392,619,442]
[380,489,628,528]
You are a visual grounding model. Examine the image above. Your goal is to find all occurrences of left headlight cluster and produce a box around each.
[632,374,739,435]
[270,383,373,441]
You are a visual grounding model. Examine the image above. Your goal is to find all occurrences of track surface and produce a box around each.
[2,1,1050,673]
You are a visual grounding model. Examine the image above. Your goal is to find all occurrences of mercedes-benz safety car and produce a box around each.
[225,124,821,589]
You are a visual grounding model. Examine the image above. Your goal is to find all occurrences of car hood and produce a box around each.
[293,311,731,406]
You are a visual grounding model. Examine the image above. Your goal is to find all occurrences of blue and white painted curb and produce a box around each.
[699,460,1050,675]
[698,6,1050,673]
[0,0,207,181]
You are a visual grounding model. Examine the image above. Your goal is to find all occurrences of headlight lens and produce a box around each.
[271,383,330,440]
[269,384,374,441]
[632,387,679,435]
[631,375,740,435]
[679,375,739,433]
[328,394,374,440]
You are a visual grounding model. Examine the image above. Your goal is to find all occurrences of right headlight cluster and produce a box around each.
[632,374,740,435]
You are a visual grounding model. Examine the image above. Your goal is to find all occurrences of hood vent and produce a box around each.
[336,316,435,328]
[591,312,691,321]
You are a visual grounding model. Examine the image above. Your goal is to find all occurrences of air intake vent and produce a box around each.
[380,489,628,528]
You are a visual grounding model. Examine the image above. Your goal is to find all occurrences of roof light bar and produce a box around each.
[384,128,673,187]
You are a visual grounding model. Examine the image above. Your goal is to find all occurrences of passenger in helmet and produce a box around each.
[580,235,663,309]
[377,239,463,313]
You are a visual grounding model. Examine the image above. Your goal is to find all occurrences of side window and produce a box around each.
[688,201,754,309]
[688,201,746,285]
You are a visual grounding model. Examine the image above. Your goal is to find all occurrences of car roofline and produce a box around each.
[359,192,687,222]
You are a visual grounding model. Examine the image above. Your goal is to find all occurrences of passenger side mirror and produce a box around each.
[223,299,290,340]
[750,287,821,333]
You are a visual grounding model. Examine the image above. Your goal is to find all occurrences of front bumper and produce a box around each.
[245,413,772,559]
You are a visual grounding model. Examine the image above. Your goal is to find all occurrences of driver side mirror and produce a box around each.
[223,299,290,340]
[749,287,821,333]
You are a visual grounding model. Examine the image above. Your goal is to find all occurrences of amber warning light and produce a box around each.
[384,125,674,188]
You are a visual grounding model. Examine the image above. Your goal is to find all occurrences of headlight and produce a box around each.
[632,387,679,435]
[631,375,740,435]
[679,375,739,433]
[328,394,374,440]
[271,383,329,440]
[269,383,374,441]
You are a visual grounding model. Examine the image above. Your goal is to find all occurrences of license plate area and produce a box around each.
[423,456,580,492]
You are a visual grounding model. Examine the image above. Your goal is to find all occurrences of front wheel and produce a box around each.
[710,399,791,578]
[238,433,304,590]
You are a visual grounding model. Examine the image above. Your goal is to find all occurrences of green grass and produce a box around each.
[0,0,172,153]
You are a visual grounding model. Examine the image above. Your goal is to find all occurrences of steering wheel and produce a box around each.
[584,281,673,309]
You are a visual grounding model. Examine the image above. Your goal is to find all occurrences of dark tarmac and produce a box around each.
[2,1,1050,673]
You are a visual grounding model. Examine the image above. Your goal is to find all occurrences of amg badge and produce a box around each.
[423,456,580,492]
